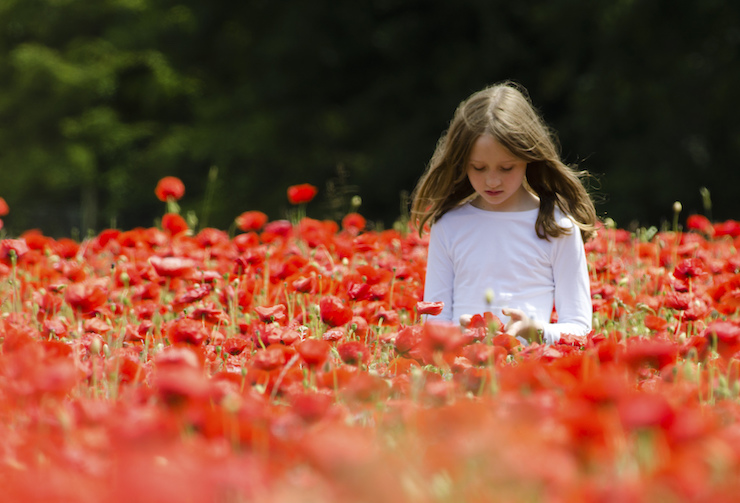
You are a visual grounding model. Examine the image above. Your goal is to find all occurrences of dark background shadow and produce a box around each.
[1,0,738,236]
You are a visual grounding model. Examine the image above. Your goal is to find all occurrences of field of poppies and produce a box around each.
[1,180,740,502]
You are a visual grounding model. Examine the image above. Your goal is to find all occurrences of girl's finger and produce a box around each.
[502,308,522,320]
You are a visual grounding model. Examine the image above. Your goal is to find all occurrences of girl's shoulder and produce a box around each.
[553,206,576,229]
[438,201,477,219]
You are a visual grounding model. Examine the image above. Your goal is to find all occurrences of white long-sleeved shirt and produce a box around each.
[423,202,592,344]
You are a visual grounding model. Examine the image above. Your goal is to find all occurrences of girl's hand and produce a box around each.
[502,308,544,343]
[459,314,472,328]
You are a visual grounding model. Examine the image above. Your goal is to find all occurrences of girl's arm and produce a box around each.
[423,224,455,322]
[543,218,592,343]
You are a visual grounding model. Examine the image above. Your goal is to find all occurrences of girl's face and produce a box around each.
[466,134,533,212]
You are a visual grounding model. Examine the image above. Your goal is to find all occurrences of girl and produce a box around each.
[411,81,597,344]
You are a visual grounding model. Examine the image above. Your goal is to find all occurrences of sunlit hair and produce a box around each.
[411,81,597,241]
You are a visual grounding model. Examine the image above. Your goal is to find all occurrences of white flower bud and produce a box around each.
[484,288,495,306]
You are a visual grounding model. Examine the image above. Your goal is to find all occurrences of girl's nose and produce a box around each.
[486,172,501,186]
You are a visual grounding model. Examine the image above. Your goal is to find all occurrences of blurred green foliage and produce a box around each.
[1,0,739,236]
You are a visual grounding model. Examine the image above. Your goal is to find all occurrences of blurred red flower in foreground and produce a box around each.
[287,183,318,204]
[702,321,740,361]
[236,211,269,231]
[155,176,185,201]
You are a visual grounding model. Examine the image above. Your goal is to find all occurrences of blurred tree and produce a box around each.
[0,0,200,233]
[0,0,738,236]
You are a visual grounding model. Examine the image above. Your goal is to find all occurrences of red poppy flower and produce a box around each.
[664,291,691,310]
[462,343,502,366]
[65,280,109,315]
[149,256,196,278]
[347,282,371,301]
[280,328,302,345]
[341,372,389,403]
[154,176,185,201]
[622,339,678,371]
[292,276,316,293]
[322,327,346,342]
[252,345,288,371]
[418,322,465,364]
[702,321,740,361]
[235,210,268,232]
[32,358,81,397]
[161,212,189,236]
[319,295,353,327]
[371,307,399,326]
[717,288,740,315]
[0,238,29,263]
[0,197,8,216]
[686,214,713,235]
[714,220,740,237]
[114,354,144,384]
[173,284,212,308]
[415,301,444,316]
[468,312,503,331]
[287,183,318,205]
[644,314,669,332]
[673,258,706,282]
[290,392,333,423]
[296,339,331,368]
[154,344,204,369]
[350,316,370,340]
[394,325,422,355]
[617,392,675,431]
[341,212,366,233]
[51,237,79,259]
[153,366,210,405]
[84,317,113,335]
[254,304,287,323]
[337,341,370,365]
[166,318,210,346]
[220,337,249,355]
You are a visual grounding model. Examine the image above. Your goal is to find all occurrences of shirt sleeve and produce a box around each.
[542,222,592,344]
[423,223,455,322]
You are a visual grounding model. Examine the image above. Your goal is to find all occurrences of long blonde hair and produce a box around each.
[411,81,597,241]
